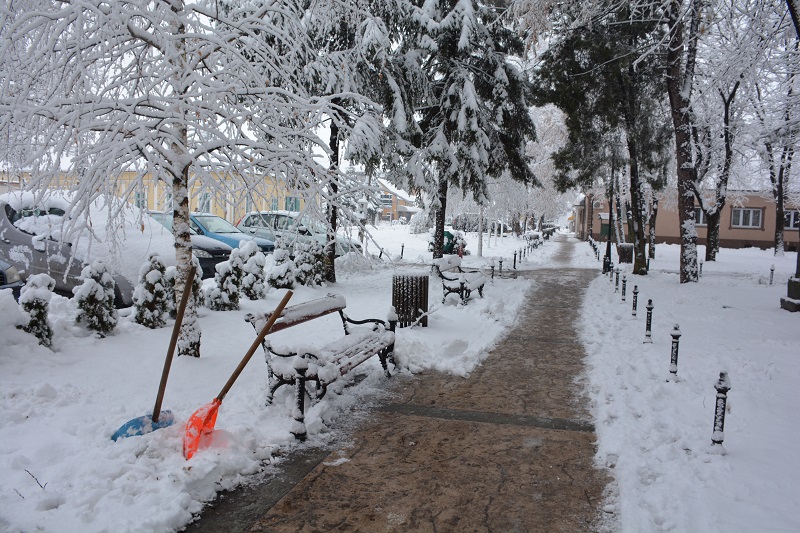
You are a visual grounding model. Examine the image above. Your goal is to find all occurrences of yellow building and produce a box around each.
[1,170,304,224]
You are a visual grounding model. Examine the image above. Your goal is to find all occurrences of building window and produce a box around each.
[693,208,707,226]
[381,193,393,207]
[161,191,173,212]
[731,207,762,229]
[198,191,212,213]
[134,191,147,209]
[785,210,800,229]
[270,197,279,211]
[285,197,299,211]
[245,195,253,214]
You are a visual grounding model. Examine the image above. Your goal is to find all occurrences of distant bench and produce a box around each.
[245,294,396,440]
[431,256,487,305]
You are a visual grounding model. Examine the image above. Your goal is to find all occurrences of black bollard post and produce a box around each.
[668,324,681,379]
[401,243,404,259]
[643,299,653,343]
[648,257,650,270]
[513,251,517,269]
[699,260,703,278]
[770,264,775,285]
[499,259,503,274]
[621,275,627,302]
[712,371,732,445]
[632,285,639,317]
[615,268,620,292]
[491,265,495,280]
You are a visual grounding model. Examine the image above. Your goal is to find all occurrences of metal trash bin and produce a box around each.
[392,273,429,327]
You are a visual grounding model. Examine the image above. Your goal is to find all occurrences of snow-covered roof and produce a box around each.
[377,179,413,203]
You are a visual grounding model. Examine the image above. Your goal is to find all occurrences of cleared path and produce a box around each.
[187,234,610,533]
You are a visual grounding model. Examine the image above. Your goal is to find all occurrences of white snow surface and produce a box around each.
[0,225,798,533]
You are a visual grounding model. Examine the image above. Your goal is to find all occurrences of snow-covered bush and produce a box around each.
[73,260,117,337]
[206,247,246,311]
[239,240,267,300]
[133,253,169,329]
[293,240,323,286]
[19,274,55,347]
[164,257,204,317]
[267,238,297,289]
[408,210,432,234]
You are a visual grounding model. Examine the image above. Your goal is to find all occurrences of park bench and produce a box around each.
[244,293,397,440]
[431,255,487,305]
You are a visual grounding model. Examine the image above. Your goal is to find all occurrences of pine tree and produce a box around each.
[133,253,169,329]
[206,247,246,311]
[309,239,326,286]
[73,261,118,337]
[239,241,267,300]
[293,241,317,287]
[398,0,538,259]
[267,238,297,290]
[19,274,55,348]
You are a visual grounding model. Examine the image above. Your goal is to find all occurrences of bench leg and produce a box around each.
[291,367,307,441]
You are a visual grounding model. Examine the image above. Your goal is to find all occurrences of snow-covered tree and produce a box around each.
[293,241,318,287]
[206,247,246,311]
[0,0,383,355]
[73,261,117,337]
[267,238,297,290]
[387,0,538,259]
[133,253,169,329]
[18,274,55,348]
[239,240,267,300]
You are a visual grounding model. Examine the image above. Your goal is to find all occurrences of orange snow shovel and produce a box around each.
[112,265,196,441]
[183,290,293,459]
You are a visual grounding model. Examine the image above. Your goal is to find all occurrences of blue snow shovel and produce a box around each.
[112,266,195,441]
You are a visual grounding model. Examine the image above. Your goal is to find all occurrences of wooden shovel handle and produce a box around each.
[216,290,293,402]
[152,265,196,421]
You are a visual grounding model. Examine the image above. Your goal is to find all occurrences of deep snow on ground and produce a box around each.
[1,223,798,533]
[581,242,800,533]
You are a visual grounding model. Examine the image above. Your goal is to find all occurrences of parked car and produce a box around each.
[0,200,134,307]
[188,212,274,254]
[148,211,233,279]
[0,255,24,300]
[237,211,362,256]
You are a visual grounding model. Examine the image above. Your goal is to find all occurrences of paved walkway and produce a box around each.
[187,234,610,533]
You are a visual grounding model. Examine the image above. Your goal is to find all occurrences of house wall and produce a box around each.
[379,184,413,222]
[581,194,799,251]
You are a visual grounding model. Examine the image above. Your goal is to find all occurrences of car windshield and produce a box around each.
[299,218,326,234]
[195,215,242,234]
[149,213,197,235]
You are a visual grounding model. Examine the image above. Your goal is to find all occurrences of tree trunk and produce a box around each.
[787,0,800,40]
[705,210,721,261]
[665,0,700,283]
[620,65,648,275]
[325,121,340,283]
[648,196,658,259]
[432,177,448,259]
[173,3,200,357]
